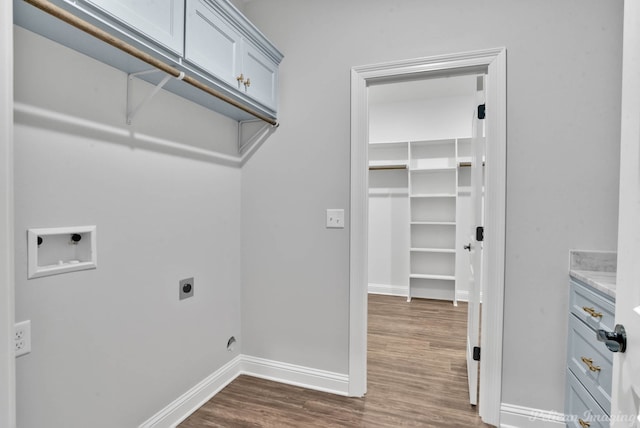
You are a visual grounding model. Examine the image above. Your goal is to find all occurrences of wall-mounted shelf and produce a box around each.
[27,226,97,279]
[410,273,455,281]
[14,0,283,126]
[410,248,456,253]
[410,193,457,198]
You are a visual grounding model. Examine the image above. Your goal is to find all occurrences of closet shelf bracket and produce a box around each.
[126,69,185,125]
[238,119,278,156]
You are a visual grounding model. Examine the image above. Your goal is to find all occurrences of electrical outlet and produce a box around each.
[15,320,31,357]
[326,209,345,229]
[179,277,194,300]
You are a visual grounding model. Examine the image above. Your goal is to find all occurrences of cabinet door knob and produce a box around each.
[578,419,591,428]
[580,356,601,372]
[236,73,245,84]
[244,77,251,91]
[582,306,603,318]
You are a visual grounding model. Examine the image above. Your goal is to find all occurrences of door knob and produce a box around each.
[464,243,472,251]
[597,324,627,353]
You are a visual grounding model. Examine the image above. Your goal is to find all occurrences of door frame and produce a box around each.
[0,0,15,427]
[349,47,506,426]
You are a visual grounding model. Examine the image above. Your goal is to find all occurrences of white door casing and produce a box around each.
[0,0,15,427]
[350,48,506,426]
[612,1,640,426]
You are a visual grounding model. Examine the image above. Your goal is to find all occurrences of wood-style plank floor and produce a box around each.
[179,295,492,427]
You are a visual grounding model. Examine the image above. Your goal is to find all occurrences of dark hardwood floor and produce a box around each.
[179,295,491,427]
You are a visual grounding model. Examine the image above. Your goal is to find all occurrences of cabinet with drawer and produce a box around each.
[565,278,615,426]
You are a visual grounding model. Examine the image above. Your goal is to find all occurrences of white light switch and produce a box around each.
[326,209,345,229]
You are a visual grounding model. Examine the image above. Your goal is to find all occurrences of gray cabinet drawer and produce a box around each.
[567,316,612,414]
[570,280,615,333]
[565,371,610,427]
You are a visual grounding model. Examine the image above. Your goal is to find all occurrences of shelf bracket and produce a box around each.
[126,69,185,125]
[238,119,278,156]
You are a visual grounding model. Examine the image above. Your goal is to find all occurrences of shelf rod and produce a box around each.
[458,161,486,168]
[23,0,279,127]
[369,165,407,170]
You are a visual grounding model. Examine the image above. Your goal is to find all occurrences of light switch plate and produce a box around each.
[326,209,345,229]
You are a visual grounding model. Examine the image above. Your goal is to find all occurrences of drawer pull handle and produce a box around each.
[582,306,603,318]
[581,356,601,372]
[578,419,591,428]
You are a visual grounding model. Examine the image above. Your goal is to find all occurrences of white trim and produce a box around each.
[138,356,242,428]
[500,403,566,428]
[349,66,369,397]
[138,355,349,427]
[368,283,409,297]
[0,0,15,425]
[350,48,507,425]
[455,289,484,303]
[241,355,350,396]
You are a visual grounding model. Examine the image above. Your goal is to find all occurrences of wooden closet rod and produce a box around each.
[369,165,407,170]
[24,0,279,127]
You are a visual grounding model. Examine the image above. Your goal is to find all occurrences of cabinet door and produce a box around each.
[241,40,278,110]
[84,0,185,54]
[185,0,242,88]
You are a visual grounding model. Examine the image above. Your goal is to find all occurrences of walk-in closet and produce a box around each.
[367,75,481,305]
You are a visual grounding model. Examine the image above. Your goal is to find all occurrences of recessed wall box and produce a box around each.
[27,226,97,279]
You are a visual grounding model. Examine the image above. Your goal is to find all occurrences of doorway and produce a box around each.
[349,48,506,426]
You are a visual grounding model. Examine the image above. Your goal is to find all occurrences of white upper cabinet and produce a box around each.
[185,0,280,111]
[185,0,242,88]
[241,41,279,111]
[84,0,185,55]
[14,0,283,121]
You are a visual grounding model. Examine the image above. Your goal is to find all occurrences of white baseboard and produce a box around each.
[455,290,483,303]
[240,355,349,396]
[138,355,349,427]
[368,283,409,297]
[500,403,566,427]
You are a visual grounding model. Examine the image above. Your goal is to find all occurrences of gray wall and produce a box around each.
[240,0,623,413]
[14,27,242,428]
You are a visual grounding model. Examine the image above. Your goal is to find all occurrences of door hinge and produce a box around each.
[473,346,481,361]
[478,104,486,120]
[476,226,484,242]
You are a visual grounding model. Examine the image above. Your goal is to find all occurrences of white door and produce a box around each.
[611,1,640,426]
[466,77,485,406]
